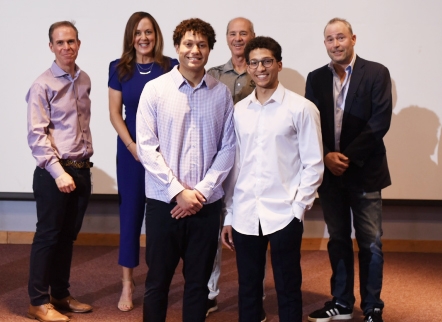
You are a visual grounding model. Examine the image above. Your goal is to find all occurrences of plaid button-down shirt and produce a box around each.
[136,66,236,204]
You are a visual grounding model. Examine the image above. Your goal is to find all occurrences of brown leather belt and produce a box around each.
[59,159,93,169]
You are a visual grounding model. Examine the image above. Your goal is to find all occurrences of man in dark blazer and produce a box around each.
[305,18,392,322]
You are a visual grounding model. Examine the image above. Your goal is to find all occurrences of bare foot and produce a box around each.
[118,279,135,312]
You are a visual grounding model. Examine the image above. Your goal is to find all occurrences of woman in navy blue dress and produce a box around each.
[108,11,178,311]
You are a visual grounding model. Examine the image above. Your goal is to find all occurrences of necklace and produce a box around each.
[136,62,154,75]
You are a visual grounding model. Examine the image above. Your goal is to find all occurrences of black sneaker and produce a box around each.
[261,306,267,322]
[206,298,218,317]
[364,308,383,322]
[308,301,353,321]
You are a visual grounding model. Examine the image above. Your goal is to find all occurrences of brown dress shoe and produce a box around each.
[27,303,70,322]
[50,295,92,313]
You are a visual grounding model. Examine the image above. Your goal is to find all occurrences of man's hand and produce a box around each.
[55,172,76,193]
[170,189,205,219]
[324,152,350,176]
[221,225,234,251]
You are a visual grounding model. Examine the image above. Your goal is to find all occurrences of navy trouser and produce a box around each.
[233,218,304,322]
[143,198,221,322]
[29,166,91,306]
[319,188,384,314]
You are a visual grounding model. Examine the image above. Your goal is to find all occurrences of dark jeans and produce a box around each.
[319,188,384,314]
[29,166,91,306]
[143,198,222,322]
[233,218,304,322]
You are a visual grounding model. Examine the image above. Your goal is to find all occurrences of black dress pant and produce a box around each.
[143,198,222,322]
[233,218,304,322]
[28,166,91,306]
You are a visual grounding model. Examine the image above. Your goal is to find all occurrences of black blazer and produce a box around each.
[305,56,392,192]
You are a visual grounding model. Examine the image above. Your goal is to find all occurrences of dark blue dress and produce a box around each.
[108,58,178,267]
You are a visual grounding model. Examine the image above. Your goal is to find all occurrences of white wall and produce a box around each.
[1,0,442,199]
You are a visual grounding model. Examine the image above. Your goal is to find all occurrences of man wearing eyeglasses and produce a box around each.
[221,36,324,322]
[206,16,259,319]
[305,18,392,322]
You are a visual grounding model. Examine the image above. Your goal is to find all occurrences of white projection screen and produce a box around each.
[1,0,441,200]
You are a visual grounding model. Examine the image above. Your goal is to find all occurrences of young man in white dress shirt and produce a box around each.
[136,18,236,322]
[221,36,324,322]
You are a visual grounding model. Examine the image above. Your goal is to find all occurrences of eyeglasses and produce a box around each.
[247,58,275,69]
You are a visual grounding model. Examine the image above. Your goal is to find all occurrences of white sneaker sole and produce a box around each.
[308,313,353,322]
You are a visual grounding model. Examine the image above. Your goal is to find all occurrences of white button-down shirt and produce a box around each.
[136,66,236,204]
[224,83,324,235]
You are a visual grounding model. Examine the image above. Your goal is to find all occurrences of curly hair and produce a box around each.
[116,12,170,81]
[49,21,78,43]
[173,18,216,50]
[244,36,282,63]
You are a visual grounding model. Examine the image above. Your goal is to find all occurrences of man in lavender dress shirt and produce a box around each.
[136,18,236,322]
[26,21,93,322]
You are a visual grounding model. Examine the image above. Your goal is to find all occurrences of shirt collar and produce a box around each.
[248,82,285,106]
[50,61,80,79]
[222,59,235,73]
[222,59,248,76]
[170,65,217,90]
[328,53,357,74]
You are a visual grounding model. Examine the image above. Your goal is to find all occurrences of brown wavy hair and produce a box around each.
[116,12,170,81]
[173,18,216,50]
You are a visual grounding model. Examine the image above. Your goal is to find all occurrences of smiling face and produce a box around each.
[175,30,210,77]
[226,18,255,58]
[324,21,356,67]
[49,26,80,71]
[134,17,156,61]
[247,48,281,90]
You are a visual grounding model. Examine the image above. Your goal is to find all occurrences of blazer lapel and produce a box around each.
[322,68,335,136]
[343,56,365,123]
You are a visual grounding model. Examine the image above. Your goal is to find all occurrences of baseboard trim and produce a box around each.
[1,232,441,253]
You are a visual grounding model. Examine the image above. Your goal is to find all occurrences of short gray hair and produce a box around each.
[226,17,254,35]
[324,18,353,36]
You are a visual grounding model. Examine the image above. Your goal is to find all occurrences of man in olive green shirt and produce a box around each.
[207,17,255,104]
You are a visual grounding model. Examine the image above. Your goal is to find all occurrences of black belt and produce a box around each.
[59,159,93,169]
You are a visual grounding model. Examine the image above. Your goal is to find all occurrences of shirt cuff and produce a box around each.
[223,211,233,226]
[46,162,65,179]
[166,179,185,202]
[194,181,212,201]
[292,202,305,221]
